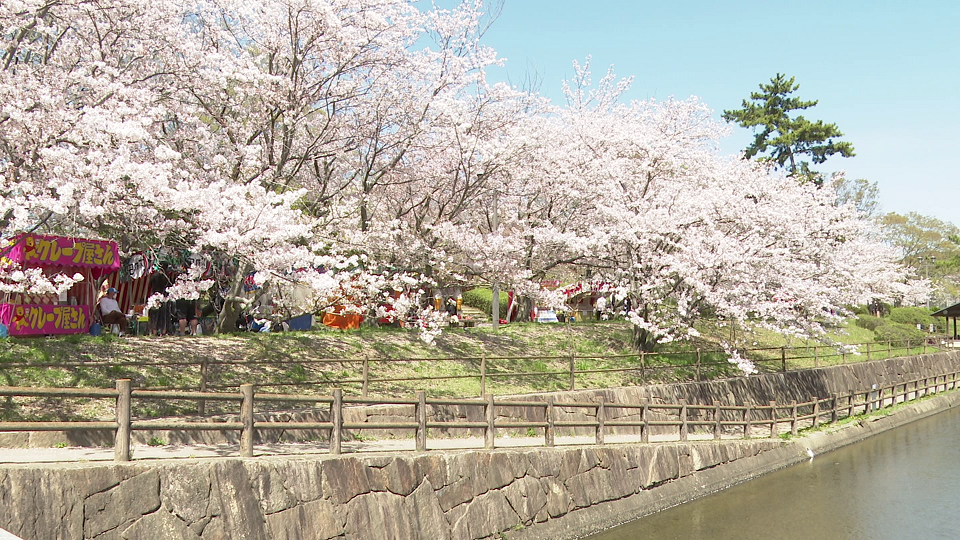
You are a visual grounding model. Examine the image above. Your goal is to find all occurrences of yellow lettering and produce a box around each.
[100,243,115,266]
[57,307,86,330]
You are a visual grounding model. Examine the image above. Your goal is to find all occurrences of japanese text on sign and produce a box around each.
[21,236,116,268]
[3,305,89,335]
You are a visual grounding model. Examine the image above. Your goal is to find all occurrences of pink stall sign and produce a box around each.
[4,234,120,275]
[0,304,91,335]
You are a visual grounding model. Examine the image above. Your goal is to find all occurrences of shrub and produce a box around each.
[874,323,925,343]
[854,314,884,332]
[462,288,509,318]
[888,306,936,327]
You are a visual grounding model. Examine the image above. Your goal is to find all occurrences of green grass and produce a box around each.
[0,317,943,422]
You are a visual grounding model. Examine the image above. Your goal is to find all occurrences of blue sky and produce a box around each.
[468,0,960,225]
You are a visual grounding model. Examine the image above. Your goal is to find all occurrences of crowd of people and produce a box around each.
[98,265,202,337]
[593,295,632,321]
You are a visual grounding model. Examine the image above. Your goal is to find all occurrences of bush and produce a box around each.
[874,323,926,343]
[854,314,884,332]
[462,288,509,318]
[888,306,936,327]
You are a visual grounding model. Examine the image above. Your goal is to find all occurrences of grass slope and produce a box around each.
[0,318,924,421]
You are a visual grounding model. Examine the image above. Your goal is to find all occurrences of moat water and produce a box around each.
[588,404,960,539]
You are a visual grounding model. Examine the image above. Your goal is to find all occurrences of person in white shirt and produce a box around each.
[99,287,129,335]
[595,296,607,320]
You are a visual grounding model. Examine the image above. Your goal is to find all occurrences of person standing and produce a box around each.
[176,297,199,336]
[595,296,607,321]
[148,266,173,336]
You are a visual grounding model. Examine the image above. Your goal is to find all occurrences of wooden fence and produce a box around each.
[1,369,957,462]
[0,339,943,404]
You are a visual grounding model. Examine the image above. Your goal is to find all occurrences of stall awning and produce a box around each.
[3,233,120,278]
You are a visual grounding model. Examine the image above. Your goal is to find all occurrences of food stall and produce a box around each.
[0,233,120,336]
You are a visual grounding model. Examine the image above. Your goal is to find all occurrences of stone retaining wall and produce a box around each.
[2,352,959,540]
[0,439,785,540]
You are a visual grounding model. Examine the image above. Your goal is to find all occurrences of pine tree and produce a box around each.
[723,73,855,185]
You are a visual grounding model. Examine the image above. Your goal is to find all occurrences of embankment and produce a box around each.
[1,352,958,540]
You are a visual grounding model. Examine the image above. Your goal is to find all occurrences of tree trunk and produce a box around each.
[216,263,252,334]
[632,302,657,352]
[515,295,534,322]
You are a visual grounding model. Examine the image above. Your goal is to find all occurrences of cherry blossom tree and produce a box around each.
[508,60,922,351]
[1,2,924,348]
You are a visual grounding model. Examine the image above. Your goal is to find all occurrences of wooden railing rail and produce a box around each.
[0,339,946,400]
[2,368,959,462]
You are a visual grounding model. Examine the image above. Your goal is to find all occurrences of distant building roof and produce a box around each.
[931,302,960,318]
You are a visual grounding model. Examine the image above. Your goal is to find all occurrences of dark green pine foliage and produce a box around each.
[723,73,855,185]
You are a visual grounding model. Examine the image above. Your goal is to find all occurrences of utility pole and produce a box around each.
[919,255,936,308]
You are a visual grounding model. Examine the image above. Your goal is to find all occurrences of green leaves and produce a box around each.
[723,73,854,185]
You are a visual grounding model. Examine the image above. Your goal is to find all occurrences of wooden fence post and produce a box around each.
[639,352,645,384]
[830,393,838,423]
[485,394,496,450]
[198,359,208,416]
[480,356,487,396]
[714,403,722,440]
[790,401,798,436]
[362,358,369,398]
[641,400,650,444]
[115,379,131,463]
[743,402,752,439]
[781,347,786,372]
[240,384,254,458]
[545,396,555,447]
[865,343,871,361]
[679,399,688,441]
[416,391,427,452]
[769,400,777,438]
[813,346,818,368]
[696,349,702,381]
[596,399,605,445]
[568,355,576,391]
[330,389,343,455]
[811,397,820,429]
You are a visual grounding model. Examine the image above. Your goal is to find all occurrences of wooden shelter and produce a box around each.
[932,302,960,339]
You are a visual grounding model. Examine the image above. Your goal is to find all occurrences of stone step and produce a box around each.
[460,305,488,320]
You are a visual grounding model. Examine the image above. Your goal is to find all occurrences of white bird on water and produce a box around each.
[806,448,815,460]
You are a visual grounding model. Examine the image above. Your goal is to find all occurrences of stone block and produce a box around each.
[501,476,547,524]
[537,477,572,518]
[344,480,447,540]
[265,498,343,540]
[321,457,381,505]
[84,470,161,538]
[160,465,214,525]
[448,490,519,540]
[210,462,268,540]
[121,510,200,540]
[248,463,297,514]
[0,469,83,540]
